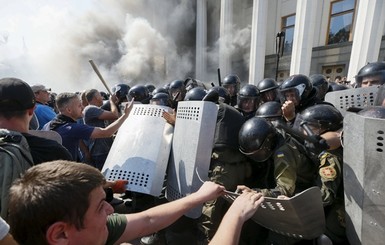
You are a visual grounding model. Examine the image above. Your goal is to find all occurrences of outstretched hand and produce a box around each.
[122,98,135,116]
[229,192,264,222]
[162,110,176,126]
[195,181,226,202]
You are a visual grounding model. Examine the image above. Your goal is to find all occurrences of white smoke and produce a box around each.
[0,0,196,93]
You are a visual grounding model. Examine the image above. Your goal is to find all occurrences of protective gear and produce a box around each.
[328,82,348,92]
[184,87,207,101]
[355,61,385,87]
[112,83,130,102]
[310,74,329,100]
[128,85,151,104]
[237,84,260,113]
[238,117,277,162]
[280,74,313,106]
[151,87,169,96]
[223,74,241,97]
[208,86,230,104]
[99,91,109,100]
[295,104,343,135]
[357,106,385,119]
[257,78,279,103]
[169,80,186,101]
[145,84,156,93]
[150,92,172,107]
[255,101,283,119]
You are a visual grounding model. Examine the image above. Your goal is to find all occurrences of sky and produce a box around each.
[0,0,198,93]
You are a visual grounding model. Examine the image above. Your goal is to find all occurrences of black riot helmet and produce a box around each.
[237,84,260,113]
[150,92,172,107]
[112,83,130,102]
[279,74,313,106]
[184,87,207,101]
[128,85,151,104]
[238,117,278,162]
[145,84,156,93]
[357,106,385,119]
[355,62,385,87]
[310,74,329,100]
[208,86,231,104]
[257,78,279,103]
[294,104,343,135]
[151,87,169,96]
[328,82,348,92]
[223,74,241,97]
[256,101,283,120]
[169,80,186,101]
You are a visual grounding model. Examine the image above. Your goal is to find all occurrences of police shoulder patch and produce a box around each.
[276,152,285,158]
[319,166,337,180]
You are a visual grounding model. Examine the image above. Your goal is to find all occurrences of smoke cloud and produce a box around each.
[0,0,197,93]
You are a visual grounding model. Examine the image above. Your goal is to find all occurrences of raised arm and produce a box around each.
[115,181,225,243]
[209,192,264,245]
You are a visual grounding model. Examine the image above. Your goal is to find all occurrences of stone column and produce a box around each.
[289,0,317,75]
[248,0,269,85]
[196,0,207,80]
[347,0,385,84]
[219,0,233,76]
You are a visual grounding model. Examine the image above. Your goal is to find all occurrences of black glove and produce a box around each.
[304,135,329,156]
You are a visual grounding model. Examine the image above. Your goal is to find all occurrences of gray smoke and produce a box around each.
[0,0,197,93]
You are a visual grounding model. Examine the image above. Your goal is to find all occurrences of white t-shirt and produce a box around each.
[0,217,10,240]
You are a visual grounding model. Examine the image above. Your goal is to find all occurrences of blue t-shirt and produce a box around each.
[35,103,57,129]
[53,122,94,161]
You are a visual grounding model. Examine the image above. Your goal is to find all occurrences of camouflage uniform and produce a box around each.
[317,149,347,243]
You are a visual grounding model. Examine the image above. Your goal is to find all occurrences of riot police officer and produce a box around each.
[355,61,385,88]
[294,104,347,244]
[222,74,241,106]
[236,84,260,120]
[128,85,151,104]
[256,78,279,104]
[310,74,330,101]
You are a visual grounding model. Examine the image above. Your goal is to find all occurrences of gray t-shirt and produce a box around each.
[83,105,113,156]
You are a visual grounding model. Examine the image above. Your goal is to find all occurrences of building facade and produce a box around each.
[198,0,385,86]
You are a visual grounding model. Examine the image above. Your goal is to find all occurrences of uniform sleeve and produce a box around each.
[317,152,342,206]
[260,148,297,197]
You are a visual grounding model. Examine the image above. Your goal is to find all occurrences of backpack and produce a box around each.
[0,129,34,220]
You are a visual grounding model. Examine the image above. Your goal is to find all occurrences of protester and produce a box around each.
[45,92,133,161]
[30,84,57,129]
[0,78,72,164]
[8,160,264,245]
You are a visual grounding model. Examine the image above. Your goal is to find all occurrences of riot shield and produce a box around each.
[343,112,385,245]
[102,104,173,196]
[166,101,218,218]
[223,187,325,239]
[324,86,379,116]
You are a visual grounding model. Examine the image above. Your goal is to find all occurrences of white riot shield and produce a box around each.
[223,187,325,240]
[166,101,218,218]
[324,86,379,116]
[102,104,173,196]
[343,113,385,245]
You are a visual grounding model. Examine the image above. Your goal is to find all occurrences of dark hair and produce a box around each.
[8,160,106,245]
[0,110,27,120]
[56,92,79,112]
[85,89,99,103]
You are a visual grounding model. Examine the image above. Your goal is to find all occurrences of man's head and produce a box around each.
[0,77,35,120]
[85,89,104,107]
[355,62,385,88]
[56,93,83,120]
[223,74,241,97]
[279,74,313,107]
[31,84,51,104]
[8,160,112,245]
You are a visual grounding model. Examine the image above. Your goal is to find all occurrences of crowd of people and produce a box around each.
[0,60,384,245]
